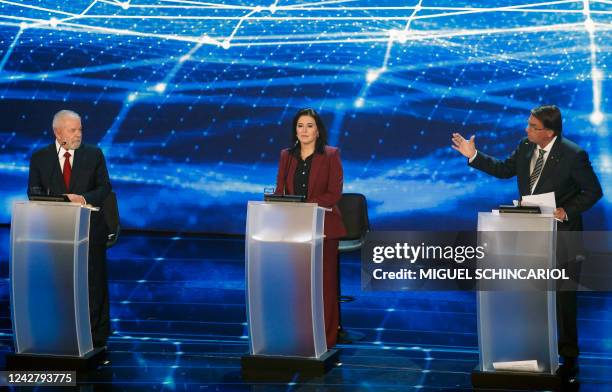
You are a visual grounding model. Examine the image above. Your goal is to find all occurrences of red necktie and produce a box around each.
[63,151,72,190]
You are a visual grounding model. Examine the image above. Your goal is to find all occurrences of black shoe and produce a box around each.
[337,329,352,344]
[93,338,108,348]
[560,357,579,381]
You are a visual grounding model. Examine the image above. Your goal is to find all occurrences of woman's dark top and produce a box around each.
[293,153,314,198]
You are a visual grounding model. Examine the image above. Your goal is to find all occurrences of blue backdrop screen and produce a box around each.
[0,0,610,233]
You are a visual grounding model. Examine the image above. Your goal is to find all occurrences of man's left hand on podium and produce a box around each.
[554,207,568,221]
[66,194,86,205]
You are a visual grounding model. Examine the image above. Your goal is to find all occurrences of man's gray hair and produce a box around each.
[52,110,81,130]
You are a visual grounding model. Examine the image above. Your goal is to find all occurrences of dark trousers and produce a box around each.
[89,242,110,346]
[556,260,581,359]
[557,290,579,358]
[323,239,339,349]
[556,230,583,359]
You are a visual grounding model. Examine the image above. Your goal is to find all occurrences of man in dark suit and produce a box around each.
[451,105,603,377]
[28,109,112,348]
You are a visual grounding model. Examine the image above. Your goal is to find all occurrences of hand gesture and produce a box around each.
[451,133,476,159]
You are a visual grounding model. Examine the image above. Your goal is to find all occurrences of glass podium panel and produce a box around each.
[245,201,326,358]
[10,201,93,357]
[477,212,558,374]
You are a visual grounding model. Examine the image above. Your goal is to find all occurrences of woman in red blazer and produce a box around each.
[274,108,347,348]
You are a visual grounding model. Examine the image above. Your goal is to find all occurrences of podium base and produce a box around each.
[6,347,107,371]
[471,367,564,390]
[241,349,340,381]
[337,328,365,344]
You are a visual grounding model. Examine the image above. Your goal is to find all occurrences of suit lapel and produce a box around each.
[68,146,83,193]
[519,142,536,196]
[534,137,562,194]
[47,143,67,194]
[308,153,323,197]
[285,153,296,195]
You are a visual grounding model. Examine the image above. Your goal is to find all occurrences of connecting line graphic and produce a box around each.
[27,0,99,30]
[0,17,607,47]
[222,6,262,49]
[0,1,98,71]
[353,0,424,109]
[0,1,610,47]
[99,2,267,149]
[0,0,608,138]
[583,0,605,126]
[0,25,21,71]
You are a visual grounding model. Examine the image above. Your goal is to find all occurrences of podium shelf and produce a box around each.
[250,235,324,243]
[14,238,89,245]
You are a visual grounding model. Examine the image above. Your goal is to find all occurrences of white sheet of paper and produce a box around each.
[520,192,556,214]
[492,360,539,372]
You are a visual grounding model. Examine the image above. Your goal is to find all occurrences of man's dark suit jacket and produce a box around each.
[28,143,112,244]
[275,145,347,239]
[469,136,602,231]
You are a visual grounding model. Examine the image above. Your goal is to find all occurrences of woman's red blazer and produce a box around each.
[274,146,347,240]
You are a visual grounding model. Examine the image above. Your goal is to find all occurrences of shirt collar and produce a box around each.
[539,136,557,153]
[55,139,75,157]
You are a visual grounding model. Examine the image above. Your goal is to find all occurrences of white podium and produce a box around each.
[241,201,338,380]
[472,212,561,389]
[8,201,104,369]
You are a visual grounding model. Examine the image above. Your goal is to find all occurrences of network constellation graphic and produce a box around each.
[0,0,610,232]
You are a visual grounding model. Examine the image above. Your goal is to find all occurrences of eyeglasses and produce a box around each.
[527,124,547,132]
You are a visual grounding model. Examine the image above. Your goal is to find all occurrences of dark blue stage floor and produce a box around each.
[1,228,611,391]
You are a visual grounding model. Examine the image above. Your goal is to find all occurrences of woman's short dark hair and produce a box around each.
[531,105,562,136]
[289,108,328,155]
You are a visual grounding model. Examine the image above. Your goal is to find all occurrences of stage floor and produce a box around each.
[1,229,611,390]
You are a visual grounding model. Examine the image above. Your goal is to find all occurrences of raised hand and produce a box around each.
[451,133,476,159]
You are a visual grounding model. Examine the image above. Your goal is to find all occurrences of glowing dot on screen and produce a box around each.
[584,18,595,34]
[593,68,604,81]
[354,97,365,108]
[392,29,408,44]
[589,111,604,126]
[49,18,59,27]
[121,2,130,10]
[221,41,230,49]
[154,83,167,93]
[366,69,382,83]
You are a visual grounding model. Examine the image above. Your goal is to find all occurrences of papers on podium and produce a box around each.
[518,192,556,215]
[492,359,540,372]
